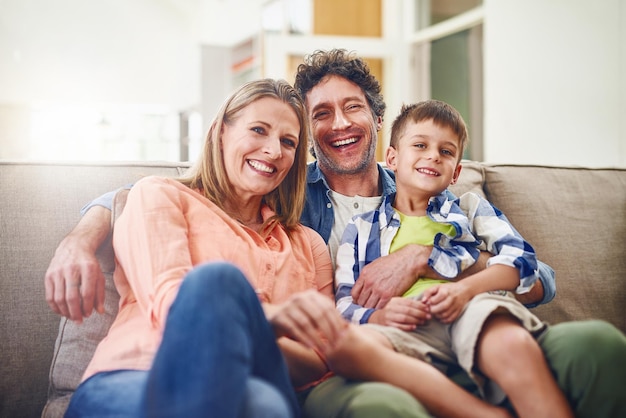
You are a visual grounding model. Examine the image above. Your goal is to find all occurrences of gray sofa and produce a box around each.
[1,160,624,418]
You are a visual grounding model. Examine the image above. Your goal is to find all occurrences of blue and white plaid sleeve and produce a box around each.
[459,192,538,293]
[428,193,482,279]
[79,183,134,216]
[335,217,376,324]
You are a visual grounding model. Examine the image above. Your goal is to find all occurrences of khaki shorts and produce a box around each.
[364,292,547,404]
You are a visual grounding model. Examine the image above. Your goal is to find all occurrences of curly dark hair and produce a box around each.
[294,49,386,120]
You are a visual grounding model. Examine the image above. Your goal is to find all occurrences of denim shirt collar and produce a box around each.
[307,161,397,198]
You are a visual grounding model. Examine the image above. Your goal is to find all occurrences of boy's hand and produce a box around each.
[421,282,472,323]
[369,297,431,330]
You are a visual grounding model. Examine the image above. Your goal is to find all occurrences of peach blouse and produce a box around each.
[83,176,333,380]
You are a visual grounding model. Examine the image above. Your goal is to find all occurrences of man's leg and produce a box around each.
[538,320,626,418]
[303,375,431,418]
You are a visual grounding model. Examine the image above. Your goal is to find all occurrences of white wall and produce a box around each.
[0,0,264,160]
[0,0,202,108]
[1,0,624,166]
[483,0,625,168]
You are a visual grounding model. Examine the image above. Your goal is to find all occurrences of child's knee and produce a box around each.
[478,314,541,366]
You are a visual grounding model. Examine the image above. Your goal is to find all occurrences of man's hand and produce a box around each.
[44,206,111,323]
[352,244,433,309]
[369,297,431,330]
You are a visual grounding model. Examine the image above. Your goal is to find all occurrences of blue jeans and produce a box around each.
[66,262,299,418]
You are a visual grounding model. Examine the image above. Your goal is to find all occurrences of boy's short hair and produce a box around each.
[389,100,468,161]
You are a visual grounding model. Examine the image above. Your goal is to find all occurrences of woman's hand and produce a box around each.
[265,289,348,353]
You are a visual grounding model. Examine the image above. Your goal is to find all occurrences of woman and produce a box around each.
[65,78,341,418]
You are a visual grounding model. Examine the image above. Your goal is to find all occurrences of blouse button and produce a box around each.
[353,202,359,209]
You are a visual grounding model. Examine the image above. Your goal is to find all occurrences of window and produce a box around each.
[409,1,483,160]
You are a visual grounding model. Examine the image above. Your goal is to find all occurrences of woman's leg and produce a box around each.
[65,371,290,418]
[326,325,512,418]
[240,377,293,418]
[475,314,574,418]
[143,262,298,418]
[65,370,147,417]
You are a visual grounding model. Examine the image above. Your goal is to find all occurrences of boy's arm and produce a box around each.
[457,253,554,307]
[462,193,539,293]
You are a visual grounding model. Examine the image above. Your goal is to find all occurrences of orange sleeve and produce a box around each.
[113,176,193,331]
[305,227,334,301]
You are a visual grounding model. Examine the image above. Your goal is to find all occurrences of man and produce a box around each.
[46,49,626,418]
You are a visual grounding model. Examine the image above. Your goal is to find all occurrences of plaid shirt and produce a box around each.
[335,190,539,324]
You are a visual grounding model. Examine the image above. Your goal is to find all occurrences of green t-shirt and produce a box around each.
[390,211,455,298]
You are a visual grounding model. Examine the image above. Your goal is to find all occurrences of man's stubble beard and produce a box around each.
[312,126,379,176]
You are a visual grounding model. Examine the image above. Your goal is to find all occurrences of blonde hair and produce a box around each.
[178,78,310,233]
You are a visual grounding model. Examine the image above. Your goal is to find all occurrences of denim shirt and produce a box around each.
[300,162,397,244]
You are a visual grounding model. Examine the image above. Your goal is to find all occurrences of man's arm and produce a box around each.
[44,205,112,323]
[351,244,432,309]
[352,245,554,309]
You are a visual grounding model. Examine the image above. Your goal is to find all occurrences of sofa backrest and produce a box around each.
[480,164,626,331]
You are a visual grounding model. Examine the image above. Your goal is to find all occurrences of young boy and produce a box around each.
[334,100,574,418]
